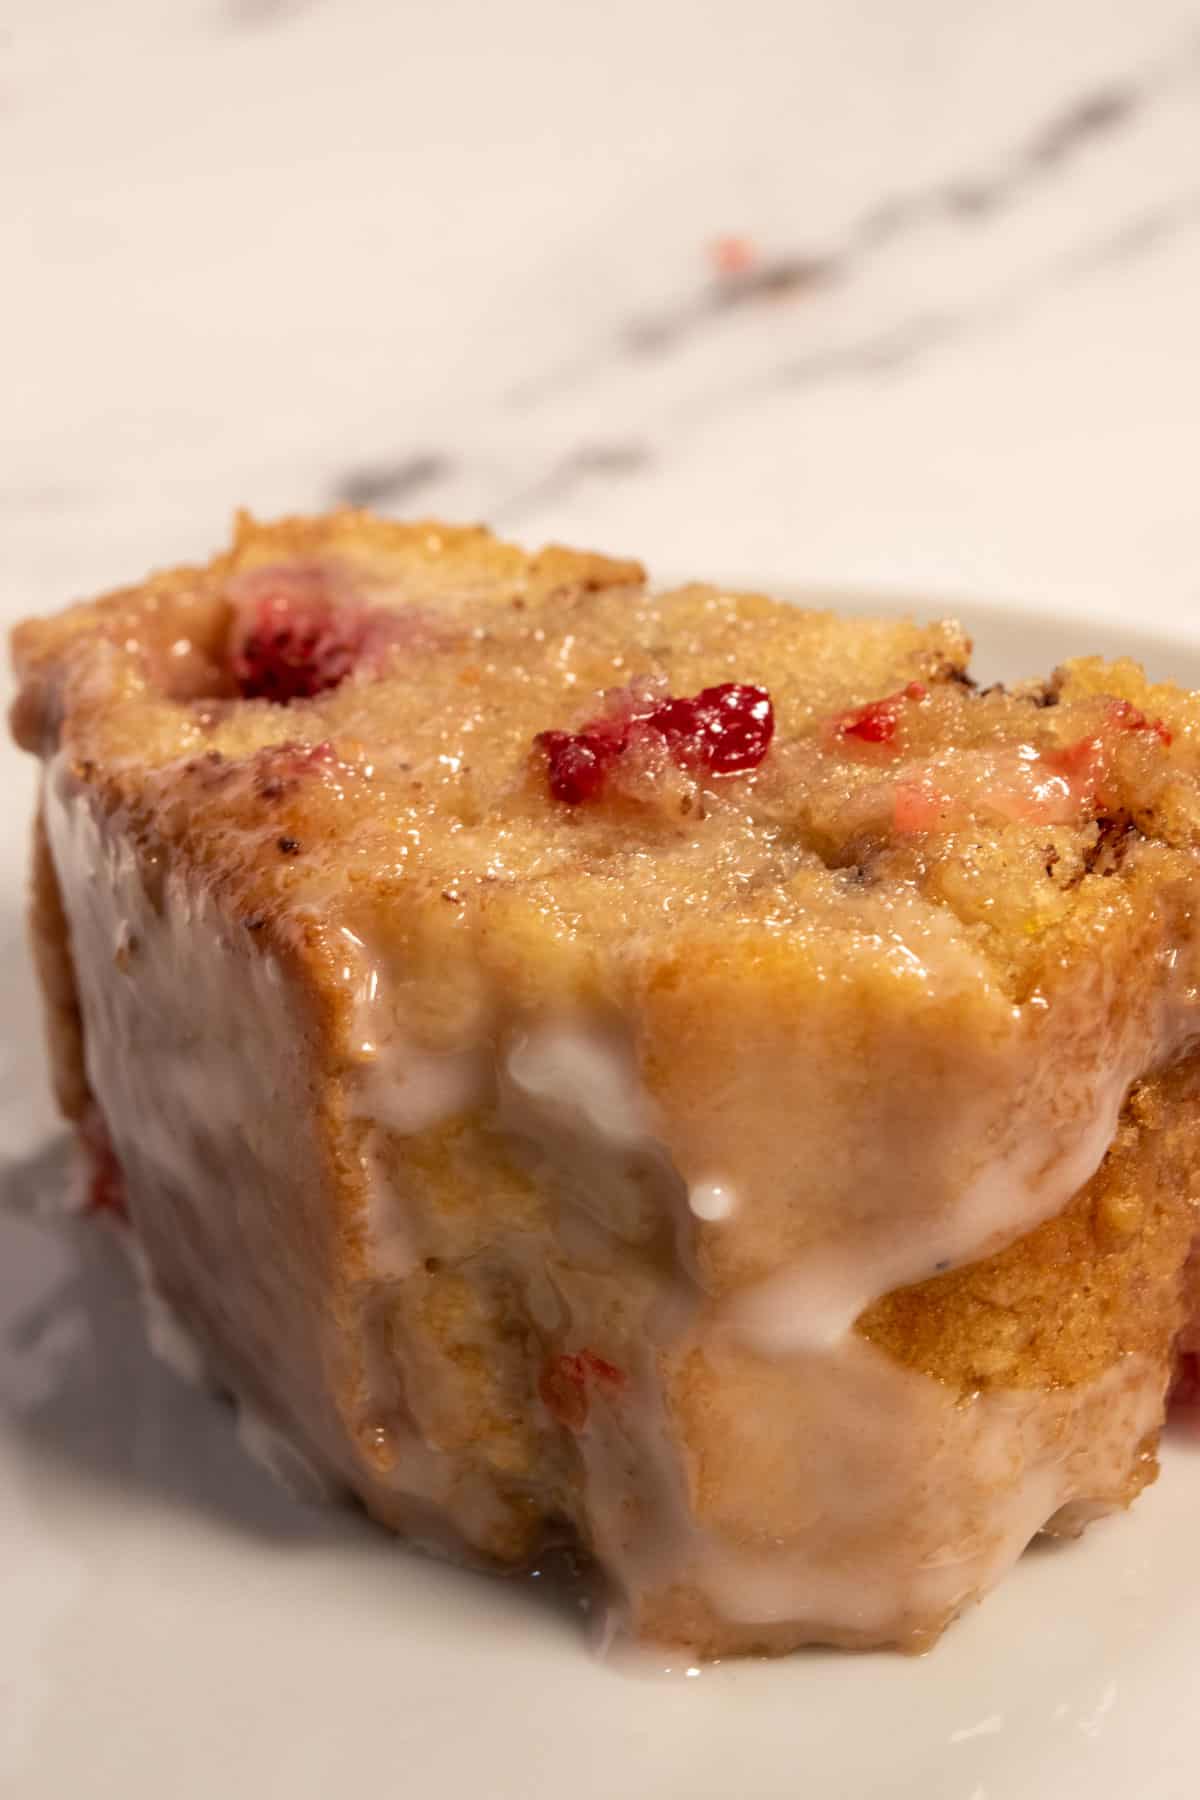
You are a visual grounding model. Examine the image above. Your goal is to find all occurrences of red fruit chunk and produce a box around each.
[838,700,898,745]
[539,1356,588,1430]
[577,1348,627,1388]
[235,604,362,703]
[1106,698,1172,746]
[1048,701,1172,806]
[232,569,367,703]
[538,1348,627,1430]
[80,1107,127,1221]
[1050,734,1104,782]
[536,681,774,804]
[647,682,775,774]
[830,682,928,748]
[535,728,625,805]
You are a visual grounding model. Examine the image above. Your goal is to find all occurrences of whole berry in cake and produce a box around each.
[536,681,774,803]
[649,682,775,774]
[231,569,366,703]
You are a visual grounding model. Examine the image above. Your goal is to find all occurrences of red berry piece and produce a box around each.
[1048,733,1104,787]
[1106,698,1172,746]
[539,1354,589,1430]
[80,1108,128,1221]
[538,1349,626,1430]
[231,568,367,703]
[1049,700,1173,805]
[840,701,898,745]
[235,603,362,702]
[829,682,927,748]
[649,682,774,774]
[536,681,775,803]
[535,728,625,805]
[577,1349,626,1388]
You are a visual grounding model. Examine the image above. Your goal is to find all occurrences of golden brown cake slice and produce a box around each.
[11,510,1200,1657]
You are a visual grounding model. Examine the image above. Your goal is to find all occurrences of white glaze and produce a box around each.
[339,929,491,1279]
[344,964,1194,1646]
[495,1023,688,1251]
[687,1347,1160,1639]
[42,767,409,1516]
[570,1326,1162,1647]
[688,1181,736,1223]
[506,1024,657,1148]
[354,1046,487,1137]
[730,1049,1139,1353]
[354,1132,420,1280]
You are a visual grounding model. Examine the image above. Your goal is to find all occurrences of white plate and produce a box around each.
[3,595,1200,1800]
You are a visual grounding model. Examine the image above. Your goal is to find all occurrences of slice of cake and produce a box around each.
[11,510,1200,1657]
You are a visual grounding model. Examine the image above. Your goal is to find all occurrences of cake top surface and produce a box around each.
[12,510,1200,1016]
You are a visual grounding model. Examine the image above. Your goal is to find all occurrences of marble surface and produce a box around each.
[5,0,1200,637]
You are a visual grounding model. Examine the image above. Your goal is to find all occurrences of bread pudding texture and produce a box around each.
[11,510,1200,1658]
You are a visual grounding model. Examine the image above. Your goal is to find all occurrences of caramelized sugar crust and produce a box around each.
[15,511,1200,1015]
